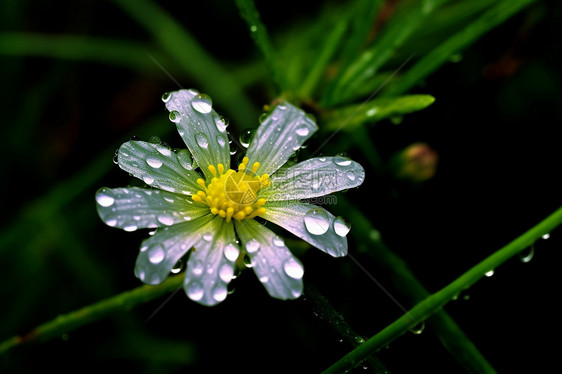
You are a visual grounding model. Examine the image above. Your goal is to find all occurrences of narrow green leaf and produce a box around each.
[235,0,286,93]
[322,95,435,131]
[383,0,537,96]
[0,276,184,354]
[324,206,562,373]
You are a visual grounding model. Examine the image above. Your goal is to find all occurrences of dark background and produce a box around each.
[1,0,561,373]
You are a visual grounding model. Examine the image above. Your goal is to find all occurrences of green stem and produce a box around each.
[0,275,184,354]
[235,0,286,93]
[323,206,562,373]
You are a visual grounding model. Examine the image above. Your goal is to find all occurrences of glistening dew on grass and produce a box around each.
[96,89,365,306]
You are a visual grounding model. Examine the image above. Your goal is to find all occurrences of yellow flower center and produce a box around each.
[192,157,270,222]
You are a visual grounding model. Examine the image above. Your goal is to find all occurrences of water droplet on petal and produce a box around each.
[212,284,227,302]
[283,258,304,279]
[295,125,309,137]
[219,263,233,283]
[258,112,269,123]
[169,110,181,122]
[191,260,204,276]
[216,134,226,147]
[243,253,254,268]
[203,232,212,241]
[409,321,425,335]
[246,239,260,254]
[250,25,258,32]
[124,224,138,232]
[259,275,269,283]
[239,128,254,148]
[147,243,166,264]
[195,133,209,149]
[224,243,240,262]
[191,94,213,114]
[215,114,227,132]
[542,233,550,240]
[304,209,331,235]
[177,149,193,170]
[148,136,162,144]
[143,175,155,185]
[96,190,115,207]
[161,92,171,102]
[273,236,285,247]
[346,171,356,181]
[333,154,352,166]
[106,219,117,227]
[171,259,184,274]
[146,157,163,168]
[157,215,175,226]
[485,269,495,277]
[155,144,172,156]
[333,216,351,237]
[186,280,204,301]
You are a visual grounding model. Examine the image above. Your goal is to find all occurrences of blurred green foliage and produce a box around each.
[1,0,561,372]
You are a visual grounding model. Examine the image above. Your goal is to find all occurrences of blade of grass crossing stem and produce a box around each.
[324,206,562,373]
[341,197,495,372]
[235,0,287,93]
[111,0,258,127]
[383,0,537,96]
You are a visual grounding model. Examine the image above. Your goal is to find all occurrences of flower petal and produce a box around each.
[183,217,238,306]
[234,219,303,300]
[164,89,230,180]
[118,140,201,195]
[261,201,347,257]
[96,187,209,230]
[134,214,214,285]
[259,156,365,201]
[245,103,318,176]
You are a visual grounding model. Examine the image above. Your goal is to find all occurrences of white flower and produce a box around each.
[96,89,365,306]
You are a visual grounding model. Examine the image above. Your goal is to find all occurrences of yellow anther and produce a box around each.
[193,162,270,222]
[208,165,217,177]
[252,162,260,173]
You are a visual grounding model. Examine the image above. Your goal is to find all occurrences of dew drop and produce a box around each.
[216,134,226,147]
[146,157,163,168]
[203,232,213,241]
[177,149,193,170]
[273,236,285,247]
[96,190,115,207]
[409,321,425,335]
[304,209,331,235]
[243,253,254,268]
[219,263,233,283]
[171,259,184,274]
[195,133,209,149]
[333,216,351,237]
[259,112,269,123]
[518,245,535,263]
[346,171,356,181]
[485,269,495,277]
[246,239,261,254]
[186,280,204,301]
[259,275,269,283]
[250,24,258,32]
[143,175,155,185]
[169,110,181,123]
[239,129,255,148]
[215,114,227,132]
[191,94,213,114]
[148,136,162,144]
[212,284,227,302]
[333,154,352,166]
[157,215,175,226]
[155,144,172,156]
[161,92,171,102]
[106,219,117,227]
[224,243,240,262]
[295,125,310,137]
[191,260,204,276]
[542,233,550,240]
[123,224,138,232]
[147,243,166,264]
[283,258,304,279]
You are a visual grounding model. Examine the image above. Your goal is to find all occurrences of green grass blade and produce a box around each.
[111,0,258,126]
[0,275,184,354]
[235,0,286,93]
[322,94,435,131]
[383,0,537,96]
[324,0,450,106]
[324,205,562,373]
[0,32,169,72]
